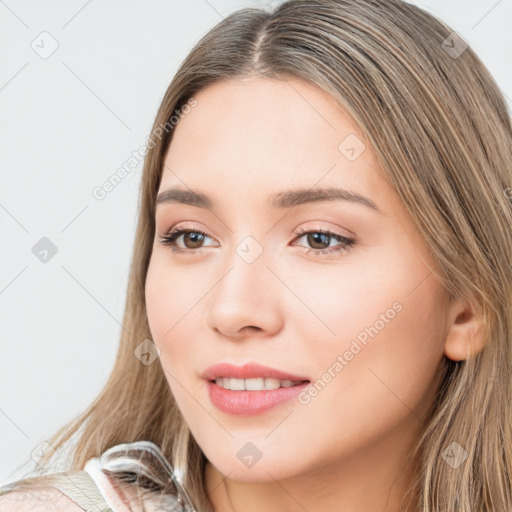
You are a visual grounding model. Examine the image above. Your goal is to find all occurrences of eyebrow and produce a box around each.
[156,186,381,213]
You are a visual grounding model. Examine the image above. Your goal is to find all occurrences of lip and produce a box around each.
[201,362,310,382]
[206,380,310,416]
[202,362,311,416]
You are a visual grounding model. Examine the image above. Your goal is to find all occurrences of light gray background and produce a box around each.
[1,0,511,485]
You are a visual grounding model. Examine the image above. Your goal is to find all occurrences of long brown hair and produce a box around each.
[4,1,512,510]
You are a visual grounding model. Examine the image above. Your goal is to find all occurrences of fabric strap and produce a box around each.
[50,470,114,512]
[0,470,113,512]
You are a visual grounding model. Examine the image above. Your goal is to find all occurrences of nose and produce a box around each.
[206,242,284,340]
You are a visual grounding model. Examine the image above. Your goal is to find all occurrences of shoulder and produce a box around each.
[0,486,85,511]
[0,441,183,512]
[0,469,112,512]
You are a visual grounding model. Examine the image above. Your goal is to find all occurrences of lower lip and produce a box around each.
[206,380,310,416]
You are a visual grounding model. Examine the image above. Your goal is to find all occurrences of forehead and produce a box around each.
[167,77,365,161]
[160,77,403,222]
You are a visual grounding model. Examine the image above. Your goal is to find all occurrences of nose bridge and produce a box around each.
[206,230,283,336]
[218,232,273,304]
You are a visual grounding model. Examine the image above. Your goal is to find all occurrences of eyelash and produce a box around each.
[158,226,356,257]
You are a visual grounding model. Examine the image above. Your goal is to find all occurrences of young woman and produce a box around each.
[1,0,511,510]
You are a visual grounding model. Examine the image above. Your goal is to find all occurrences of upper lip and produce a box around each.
[202,362,310,382]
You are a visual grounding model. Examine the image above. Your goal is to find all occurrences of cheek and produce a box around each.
[282,241,438,353]
[145,252,207,332]
[145,255,207,379]
[293,244,446,435]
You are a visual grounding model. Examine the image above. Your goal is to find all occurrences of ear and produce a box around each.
[443,295,485,361]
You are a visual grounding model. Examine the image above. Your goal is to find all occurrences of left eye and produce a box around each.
[158,227,356,257]
[292,229,355,256]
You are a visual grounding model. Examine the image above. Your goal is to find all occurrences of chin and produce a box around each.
[215,461,295,483]
[204,443,303,483]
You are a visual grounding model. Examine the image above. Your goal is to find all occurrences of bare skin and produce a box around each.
[145,76,485,512]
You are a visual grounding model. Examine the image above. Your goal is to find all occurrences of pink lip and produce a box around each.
[206,380,310,416]
[201,362,310,382]
[201,362,311,416]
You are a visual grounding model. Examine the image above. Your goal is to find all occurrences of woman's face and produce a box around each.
[145,77,449,485]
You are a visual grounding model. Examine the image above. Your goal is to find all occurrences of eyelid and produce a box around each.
[293,221,354,239]
[160,221,214,238]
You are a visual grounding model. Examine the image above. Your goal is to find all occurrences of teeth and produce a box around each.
[214,377,303,391]
[245,378,265,390]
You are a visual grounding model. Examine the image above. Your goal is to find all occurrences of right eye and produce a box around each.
[158,227,218,253]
